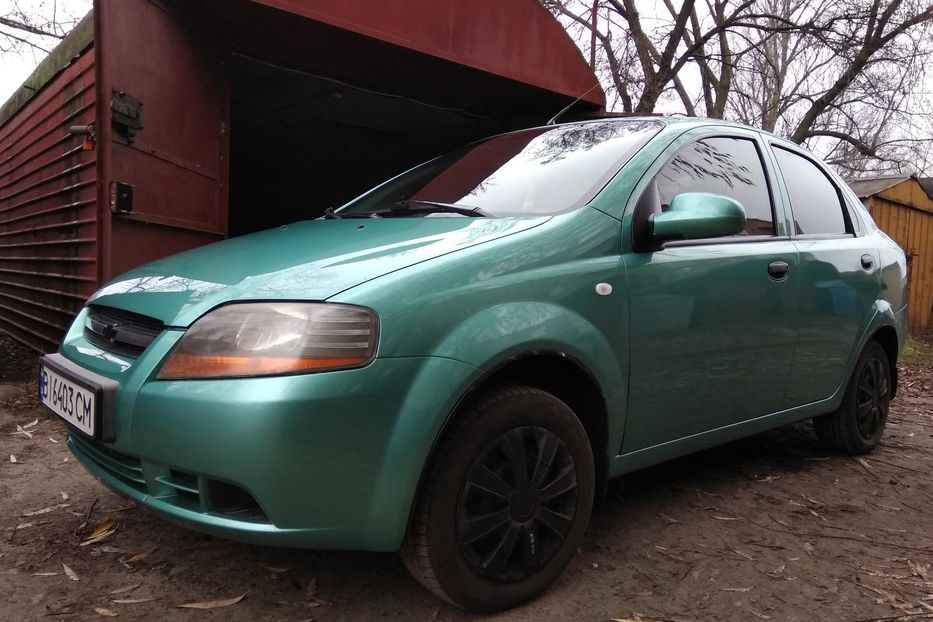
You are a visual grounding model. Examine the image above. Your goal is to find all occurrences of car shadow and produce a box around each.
[125,421,844,620]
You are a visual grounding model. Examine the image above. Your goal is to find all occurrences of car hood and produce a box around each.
[88,217,548,327]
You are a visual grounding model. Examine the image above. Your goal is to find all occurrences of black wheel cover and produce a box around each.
[856,354,890,440]
[456,426,578,583]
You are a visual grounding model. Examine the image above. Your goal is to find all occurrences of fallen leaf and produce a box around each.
[721,587,754,592]
[62,563,79,582]
[168,564,189,577]
[49,437,59,443]
[94,607,119,617]
[177,592,248,609]
[60,491,69,501]
[258,564,290,574]
[22,503,70,517]
[112,598,156,604]
[32,572,59,577]
[909,560,931,582]
[107,584,140,595]
[119,549,156,565]
[22,418,38,429]
[304,576,333,607]
[100,545,124,554]
[306,576,319,600]
[809,509,827,521]
[747,608,771,620]
[731,549,754,561]
[10,454,16,463]
[106,504,136,513]
[9,521,34,531]
[81,519,117,546]
[12,424,33,439]
[803,542,816,557]
[712,515,742,521]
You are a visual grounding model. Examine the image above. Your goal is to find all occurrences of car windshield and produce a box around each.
[336,120,663,218]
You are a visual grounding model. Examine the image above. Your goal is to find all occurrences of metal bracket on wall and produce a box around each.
[111,90,143,140]
[68,123,96,150]
[110,181,135,215]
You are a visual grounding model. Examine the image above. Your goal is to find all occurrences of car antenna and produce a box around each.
[547,84,601,125]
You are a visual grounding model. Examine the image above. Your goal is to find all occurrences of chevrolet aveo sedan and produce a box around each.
[40,117,907,612]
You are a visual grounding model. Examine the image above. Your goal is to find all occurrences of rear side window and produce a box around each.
[655,137,774,236]
[772,147,848,235]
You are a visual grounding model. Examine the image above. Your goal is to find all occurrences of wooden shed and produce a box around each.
[848,176,933,334]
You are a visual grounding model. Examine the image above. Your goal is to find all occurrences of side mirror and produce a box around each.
[651,192,746,241]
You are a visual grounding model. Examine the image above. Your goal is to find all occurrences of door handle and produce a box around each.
[768,260,790,281]
[861,254,875,271]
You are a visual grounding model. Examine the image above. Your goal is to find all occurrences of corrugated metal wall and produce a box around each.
[0,49,98,352]
[866,180,933,334]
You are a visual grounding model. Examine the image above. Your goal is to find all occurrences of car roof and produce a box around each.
[551,114,790,142]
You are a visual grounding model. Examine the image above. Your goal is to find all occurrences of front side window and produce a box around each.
[772,146,848,235]
[655,137,775,236]
[339,120,662,218]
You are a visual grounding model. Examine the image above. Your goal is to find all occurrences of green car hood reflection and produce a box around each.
[89,217,549,327]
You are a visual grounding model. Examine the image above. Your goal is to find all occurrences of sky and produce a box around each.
[0,0,92,103]
[1,0,929,175]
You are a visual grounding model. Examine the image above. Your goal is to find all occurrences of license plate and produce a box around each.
[39,363,99,437]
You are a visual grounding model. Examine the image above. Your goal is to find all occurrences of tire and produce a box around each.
[814,341,892,455]
[400,384,595,612]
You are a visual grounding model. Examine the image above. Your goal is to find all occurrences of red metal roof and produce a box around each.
[248,0,605,109]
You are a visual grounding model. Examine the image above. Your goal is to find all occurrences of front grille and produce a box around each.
[84,305,164,357]
[69,433,146,491]
[69,434,270,524]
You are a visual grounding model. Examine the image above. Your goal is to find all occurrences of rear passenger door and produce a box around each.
[622,130,800,452]
[768,144,882,405]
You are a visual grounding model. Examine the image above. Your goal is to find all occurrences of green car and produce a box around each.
[39,117,907,612]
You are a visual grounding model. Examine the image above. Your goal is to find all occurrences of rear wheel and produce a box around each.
[814,341,892,454]
[400,385,594,612]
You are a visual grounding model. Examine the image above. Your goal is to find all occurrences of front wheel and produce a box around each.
[400,385,595,612]
[814,341,892,454]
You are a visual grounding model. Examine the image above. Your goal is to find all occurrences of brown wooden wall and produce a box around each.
[865,179,933,334]
[0,46,98,352]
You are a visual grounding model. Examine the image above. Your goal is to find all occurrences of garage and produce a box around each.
[0,0,604,350]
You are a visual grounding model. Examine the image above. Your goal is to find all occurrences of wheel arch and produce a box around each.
[869,324,900,398]
[415,352,612,517]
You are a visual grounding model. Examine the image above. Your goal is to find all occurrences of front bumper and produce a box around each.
[57,325,479,551]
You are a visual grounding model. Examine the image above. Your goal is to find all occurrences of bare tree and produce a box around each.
[731,0,933,175]
[0,1,85,55]
[542,0,933,175]
[542,0,802,116]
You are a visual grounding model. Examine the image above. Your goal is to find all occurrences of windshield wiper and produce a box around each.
[319,207,378,220]
[388,200,489,217]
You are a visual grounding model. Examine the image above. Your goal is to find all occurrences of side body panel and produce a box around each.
[785,237,883,405]
[763,140,887,405]
[333,208,631,467]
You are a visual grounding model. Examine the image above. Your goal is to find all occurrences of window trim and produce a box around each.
[652,133,780,240]
[662,234,791,250]
[769,142,856,239]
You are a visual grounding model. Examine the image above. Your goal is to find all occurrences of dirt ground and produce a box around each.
[2,335,933,622]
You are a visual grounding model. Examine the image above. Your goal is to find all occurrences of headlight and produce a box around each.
[157,303,378,379]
